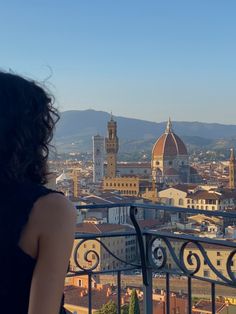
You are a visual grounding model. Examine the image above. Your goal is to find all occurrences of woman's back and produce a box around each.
[0,181,71,313]
[0,71,76,314]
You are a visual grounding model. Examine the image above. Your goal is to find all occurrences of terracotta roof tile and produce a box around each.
[152,132,188,157]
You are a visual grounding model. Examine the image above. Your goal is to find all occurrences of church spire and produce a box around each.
[110,111,114,121]
[165,117,172,133]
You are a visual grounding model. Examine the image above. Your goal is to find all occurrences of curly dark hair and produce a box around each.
[0,71,59,185]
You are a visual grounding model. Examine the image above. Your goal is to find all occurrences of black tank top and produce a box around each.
[0,181,66,314]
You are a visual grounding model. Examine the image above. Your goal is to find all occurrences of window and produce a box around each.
[217,260,221,266]
[217,252,221,256]
[204,270,210,277]
[92,244,95,249]
[178,198,184,206]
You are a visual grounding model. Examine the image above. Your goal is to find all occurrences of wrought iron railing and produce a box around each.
[66,203,236,314]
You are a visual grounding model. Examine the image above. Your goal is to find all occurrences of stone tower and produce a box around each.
[92,134,105,183]
[229,148,236,189]
[105,115,119,178]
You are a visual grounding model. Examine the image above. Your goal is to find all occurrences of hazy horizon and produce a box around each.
[61,108,236,126]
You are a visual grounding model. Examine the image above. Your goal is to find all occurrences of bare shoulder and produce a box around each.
[31,192,76,235]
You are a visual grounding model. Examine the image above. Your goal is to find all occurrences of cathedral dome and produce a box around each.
[152,119,188,158]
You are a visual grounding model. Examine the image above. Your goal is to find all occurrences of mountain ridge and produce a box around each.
[54,109,236,153]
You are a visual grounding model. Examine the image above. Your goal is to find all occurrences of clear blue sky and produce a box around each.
[0,0,236,124]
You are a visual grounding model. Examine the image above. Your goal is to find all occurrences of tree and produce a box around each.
[129,289,140,314]
[96,300,117,314]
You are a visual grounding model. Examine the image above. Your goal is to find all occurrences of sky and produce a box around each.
[0,0,236,124]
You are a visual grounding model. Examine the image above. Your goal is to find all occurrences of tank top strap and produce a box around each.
[4,181,63,247]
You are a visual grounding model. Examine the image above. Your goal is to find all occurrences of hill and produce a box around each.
[54,109,236,154]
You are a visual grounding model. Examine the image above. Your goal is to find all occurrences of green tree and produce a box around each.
[96,300,117,314]
[129,289,140,314]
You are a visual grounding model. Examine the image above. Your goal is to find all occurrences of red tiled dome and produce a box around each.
[152,120,188,157]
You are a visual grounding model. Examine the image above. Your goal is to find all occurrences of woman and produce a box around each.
[0,71,76,314]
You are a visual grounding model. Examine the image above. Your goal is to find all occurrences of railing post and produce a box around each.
[144,233,153,314]
[211,283,216,314]
[117,270,121,314]
[188,277,192,314]
[88,273,92,314]
[166,273,170,314]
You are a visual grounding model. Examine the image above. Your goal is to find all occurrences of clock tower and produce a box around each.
[229,148,236,190]
[105,115,119,178]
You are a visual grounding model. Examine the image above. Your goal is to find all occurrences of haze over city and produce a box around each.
[1,0,236,124]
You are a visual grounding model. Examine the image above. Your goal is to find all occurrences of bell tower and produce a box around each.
[105,114,119,178]
[229,148,236,189]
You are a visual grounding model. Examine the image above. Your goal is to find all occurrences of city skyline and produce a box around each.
[1,1,236,124]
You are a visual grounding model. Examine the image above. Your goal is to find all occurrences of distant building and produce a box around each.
[105,114,119,178]
[229,148,236,189]
[184,243,236,282]
[158,184,236,211]
[92,134,105,183]
[103,176,144,196]
[104,161,151,178]
[151,118,201,185]
[76,191,145,223]
[70,222,136,272]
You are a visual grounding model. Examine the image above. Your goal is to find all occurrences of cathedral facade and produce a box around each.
[151,119,199,185]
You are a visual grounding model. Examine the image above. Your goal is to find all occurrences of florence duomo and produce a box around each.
[151,118,200,185]
[100,116,202,199]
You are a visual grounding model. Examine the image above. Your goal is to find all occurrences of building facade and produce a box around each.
[229,148,236,190]
[92,134,105,183]
[158,184,236,211]
[105,115,119,178]
[151,119,201,185]
[71,223,135,272]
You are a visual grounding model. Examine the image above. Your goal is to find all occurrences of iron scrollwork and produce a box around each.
[147,235,236,287]
[72,237,140,273]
